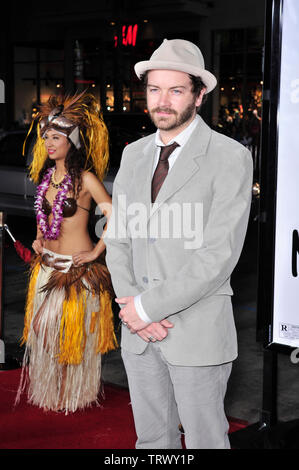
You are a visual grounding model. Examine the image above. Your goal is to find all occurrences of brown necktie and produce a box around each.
[151,142,179,203]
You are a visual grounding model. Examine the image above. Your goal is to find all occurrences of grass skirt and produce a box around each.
[16,249,117,414]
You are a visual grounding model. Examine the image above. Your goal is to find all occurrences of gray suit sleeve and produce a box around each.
[139,148,253,323]
[104,158,143,299]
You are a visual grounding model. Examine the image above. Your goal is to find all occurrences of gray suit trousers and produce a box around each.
[121,343,232,449]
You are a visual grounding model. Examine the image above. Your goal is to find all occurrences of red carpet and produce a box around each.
[0,369,247,449]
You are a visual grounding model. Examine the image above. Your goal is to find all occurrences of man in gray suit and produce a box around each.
[104,39,253,449]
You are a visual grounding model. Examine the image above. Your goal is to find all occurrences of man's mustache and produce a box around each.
[150,107,177,115]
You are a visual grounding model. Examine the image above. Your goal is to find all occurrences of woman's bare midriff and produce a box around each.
[44,206,94,256]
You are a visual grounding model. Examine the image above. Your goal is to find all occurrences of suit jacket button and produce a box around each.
[142,276,149,283]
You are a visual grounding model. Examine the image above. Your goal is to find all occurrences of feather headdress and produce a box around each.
[24,90,109,183]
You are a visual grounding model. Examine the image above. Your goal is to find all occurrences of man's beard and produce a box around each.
[148,101,196,131]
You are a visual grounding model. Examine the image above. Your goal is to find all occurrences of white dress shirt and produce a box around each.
[134,114,200,323]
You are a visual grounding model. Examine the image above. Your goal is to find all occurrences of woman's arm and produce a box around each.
[32,225,44,254]
[72,171,112,265]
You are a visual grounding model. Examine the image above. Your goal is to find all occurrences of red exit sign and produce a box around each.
[114,24,138,47]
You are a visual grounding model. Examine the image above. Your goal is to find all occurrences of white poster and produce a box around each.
[273,0,299,347]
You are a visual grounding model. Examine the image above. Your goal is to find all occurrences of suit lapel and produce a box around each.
[149,116,212,221]
[133,135,156,221]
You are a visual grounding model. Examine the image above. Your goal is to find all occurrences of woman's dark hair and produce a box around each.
[140,71,208,109]
[38,140,94,199]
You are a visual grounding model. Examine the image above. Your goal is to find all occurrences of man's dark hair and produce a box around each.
[140,71,148,88]
[189,75,207,97]
[188,74,208,110]
[140,71,208,111]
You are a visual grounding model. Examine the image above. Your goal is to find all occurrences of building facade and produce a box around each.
[0,0,265,139]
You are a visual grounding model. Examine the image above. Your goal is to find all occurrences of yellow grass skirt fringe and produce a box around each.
[16,254,117,414]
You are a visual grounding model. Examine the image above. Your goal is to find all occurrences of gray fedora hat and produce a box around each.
[134,38,217,94]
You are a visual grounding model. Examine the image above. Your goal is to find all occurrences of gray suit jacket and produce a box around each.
[105,116,253,366]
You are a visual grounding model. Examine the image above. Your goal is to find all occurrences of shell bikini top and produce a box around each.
[42,197,90,218]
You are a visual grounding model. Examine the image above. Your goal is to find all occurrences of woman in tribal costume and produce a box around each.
[16,91,117,414]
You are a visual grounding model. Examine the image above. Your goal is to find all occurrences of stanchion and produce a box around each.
[0,211,6,366]
[0,211,20,370]
[229,348,278,449]
[259,349,278,429]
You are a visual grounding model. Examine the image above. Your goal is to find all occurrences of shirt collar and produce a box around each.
[155,114,200,148]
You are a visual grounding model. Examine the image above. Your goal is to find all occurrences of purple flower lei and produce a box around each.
[34,167,73,240]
